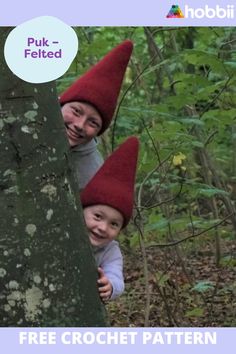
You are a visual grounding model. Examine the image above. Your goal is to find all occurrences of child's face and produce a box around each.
[62,101,102,147]
[83,205,124,247]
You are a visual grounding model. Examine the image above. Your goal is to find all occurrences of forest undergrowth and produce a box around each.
[107,233,236,327]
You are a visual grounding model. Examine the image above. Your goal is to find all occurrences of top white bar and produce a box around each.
[0,0,235,26]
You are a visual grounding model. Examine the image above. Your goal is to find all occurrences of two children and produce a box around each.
[59,40,133,189]
[60,40,138,301]
[81,137,139,301]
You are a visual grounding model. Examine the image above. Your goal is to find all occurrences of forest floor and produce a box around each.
[107,236,236,327]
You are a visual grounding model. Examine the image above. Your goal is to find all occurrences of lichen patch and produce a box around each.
[25,224,37,237]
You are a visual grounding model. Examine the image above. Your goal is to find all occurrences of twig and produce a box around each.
[134,214,151,327]
[147,213,233,248]
[111,52,159,150]
[136,177,184,211]
[142,118,161,164]
[220,38,236,48]
[137,149,174,210]
[204,130,218,147]
[199,77,231,118]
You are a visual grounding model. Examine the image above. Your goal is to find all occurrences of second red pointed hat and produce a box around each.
[59,40,133,135]
[81,136,139,228]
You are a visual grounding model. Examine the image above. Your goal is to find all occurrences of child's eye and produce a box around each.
[71,106,82,115]
[89,119,101,129]
[94,213,101,220]
[72,107,82,115]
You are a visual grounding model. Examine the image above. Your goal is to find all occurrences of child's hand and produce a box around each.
[97,267,113,302]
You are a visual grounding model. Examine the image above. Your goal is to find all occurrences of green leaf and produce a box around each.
[183,50,226,73]
[219,256,236,267]
[225,61,236,72]
[191,140,204,148]
[156,273,170,288]
[145,219,169,232]
[192,281,215,293]
[179,118,204,126]
[185,307,204,317]
[187,218,221,230]
[198,187,229,198]
[129,233,140,249]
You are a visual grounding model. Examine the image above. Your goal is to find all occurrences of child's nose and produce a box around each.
[98,221,108,233]
[73,116,86,131]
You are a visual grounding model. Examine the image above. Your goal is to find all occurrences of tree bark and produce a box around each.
[0,27,107,326]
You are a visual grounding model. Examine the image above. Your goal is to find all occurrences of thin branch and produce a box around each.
[141,117,161,164]
[188,205,195,237]
[199,76,231,118]
[147,213,233,248]
[151,28,187,36]
[220,38,236,48]
[144,27,174,92]
[137,153,173,209]
[111,52,159,150]
[204,130,218,147]
[134,219,151,326]
[144,181,184,210]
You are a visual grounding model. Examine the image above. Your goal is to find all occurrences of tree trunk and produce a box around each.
[0,27,107,326]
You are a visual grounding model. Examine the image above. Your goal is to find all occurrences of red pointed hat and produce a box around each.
[59,40,133,135]
[81,136,139,228]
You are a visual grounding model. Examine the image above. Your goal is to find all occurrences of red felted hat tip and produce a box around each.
[81,136,139,228]
[59,40,133,135]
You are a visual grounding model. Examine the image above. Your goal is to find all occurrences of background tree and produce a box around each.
[0,27,107,326]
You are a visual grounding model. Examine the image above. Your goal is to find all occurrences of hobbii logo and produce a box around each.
[166,4,235,19]
[185,4,234,19]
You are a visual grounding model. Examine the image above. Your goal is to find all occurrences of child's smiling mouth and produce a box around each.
[90,231,106,241]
